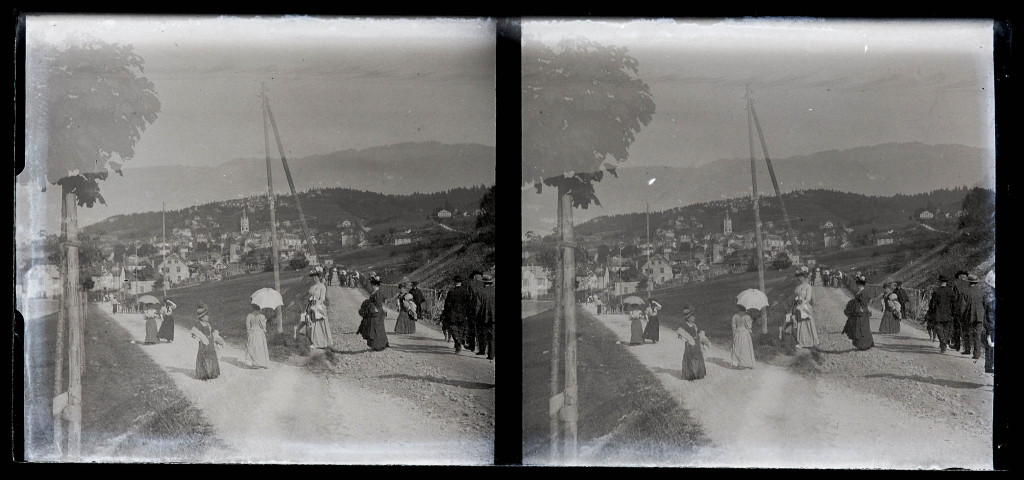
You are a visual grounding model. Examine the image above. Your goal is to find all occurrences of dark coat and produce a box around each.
[927,285,957,324]
[843,292,874,350]
[357,291,389,351]
[441,284,477,343]
[963,285,990,326]
[476,286,496,325]
[952,279,971,319]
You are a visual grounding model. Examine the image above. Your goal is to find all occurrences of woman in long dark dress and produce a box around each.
[393,285,417,334]
[676,305,709,380]
[643,300,662,343]
[878,284,902,334]
[844,276,875,350]
[358,276,390,351]
[191,303,224,380]
[157,299,177,342]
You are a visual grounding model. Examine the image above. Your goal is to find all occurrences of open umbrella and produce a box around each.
[621,296,646,306]
[137,294,160,305]
[251,288,284,310]
[736,289,769,310]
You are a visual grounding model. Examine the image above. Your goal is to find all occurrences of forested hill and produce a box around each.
[84,185,490,239]
[575,187,974,237]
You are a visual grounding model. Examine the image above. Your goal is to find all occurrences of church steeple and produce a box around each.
[240,206,250,234]
[723,208,732,235]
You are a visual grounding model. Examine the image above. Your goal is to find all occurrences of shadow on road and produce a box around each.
[871,343,943,355]
[706,357,744,370]
[388,343,458,357]
[863,373,990,389]
[377,373,494,390]
[888,335,932,342]
[326,346,375,355]
[650,366,682,379]
[816,347,861,355]
[166,366,198,380]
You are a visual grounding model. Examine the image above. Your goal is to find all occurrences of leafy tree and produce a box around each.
[290,253,310,271]
[620,244,639,258]
[958,187,995,232]
[771,252,793,270]
[596,244,610,263]
[522,37,656,207]
[81,277,95,291]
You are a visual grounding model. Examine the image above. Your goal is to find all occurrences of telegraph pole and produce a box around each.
[263,82,284,333]
[558,184,578,463]
[747,85,768,334]
[162,203,167,297]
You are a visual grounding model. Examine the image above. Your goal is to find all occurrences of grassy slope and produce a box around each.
[23,305,224,461]
[522,306,708,463]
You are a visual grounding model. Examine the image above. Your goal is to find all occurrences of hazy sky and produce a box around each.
[25,15,496,169]
[522,18,995,168]
[17,15,496,248]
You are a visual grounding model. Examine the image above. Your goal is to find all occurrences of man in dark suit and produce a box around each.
[926,274,957,353]
[440,275,476,353]
[950,270,970,353]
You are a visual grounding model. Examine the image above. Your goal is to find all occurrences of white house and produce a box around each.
[613,281,640,296]
[642,254,675,286]
[521,265,551,299]
[437,209,452,219]
[25,264,61,299]
[919,211,935,220]
[159,253,191,285]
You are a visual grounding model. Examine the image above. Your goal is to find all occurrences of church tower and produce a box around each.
[240,206,250,234]
[723,208,732,235]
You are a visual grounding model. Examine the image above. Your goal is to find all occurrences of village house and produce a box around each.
[25,264,61,299]
[90,265,126,292]
[919,210,935,220]
[642,254,675,286]
[159,253,191,285]
[437,209,452,219]
[876,233,895,246]
[612,280,640,296]
[521,265,551,299]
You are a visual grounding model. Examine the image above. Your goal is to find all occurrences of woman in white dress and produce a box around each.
[307,273,333,349]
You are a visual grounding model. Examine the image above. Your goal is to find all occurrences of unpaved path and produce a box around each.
[96,284,493,464]
[583,283,993,469]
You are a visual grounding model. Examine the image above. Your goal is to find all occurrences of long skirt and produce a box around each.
[394,311,416,334]
[681,343,707,380]
[629,318,645,345]
[731,328,756,368]
[364,316,390,351]
[879,311,900,334]
[157,314,175,341]
[195,343,220,380]
[309,317,333,349]
[643,315,660,343]
[144,316,160,344]
[245,328,270,368]
[795,318,819,347]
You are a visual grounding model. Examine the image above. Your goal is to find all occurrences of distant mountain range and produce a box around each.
[521,142,994,235]
[18,141,495,234]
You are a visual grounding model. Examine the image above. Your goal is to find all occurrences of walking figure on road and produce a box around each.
[192,303,224,380]
[843,275,874,351]
[245,304,270,369]
[157,299,178,343]
[951,270,970,352]
[925,274,957,353]
[643,300,662,344]
[731,304,756,368]
[628,305,645,346]
[962,274,991,363]
[476,274,496,360]
[394,282,417,334]
[879,283,902,335]
[793,297,818,349]
[142,304,161,345]
[676,304,709,380]
[307,273,334,349]
[357,275,390,351]
[440,275,475,353]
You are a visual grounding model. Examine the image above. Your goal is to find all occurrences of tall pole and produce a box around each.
[264,85,318,262]
[558,184,578,464]
[162,203,167,297]
[64,192,83,459]
[53,194,68,455]
[749,95,801,259]
[646,199,651,298]
[263,82,284,333]
[549,192,563,462]
[747,86,768,335]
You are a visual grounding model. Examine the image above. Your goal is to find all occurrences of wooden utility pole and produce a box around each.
[53,197,68,456]
[64,192,83,458]
[559,184,578,463]
[749,95,801,259]
[264,86,318,263]
[162,203,167,297]
[549,194,564,463]
[646,199,651,299]
[747,86,768,334]
[263,83,284,333]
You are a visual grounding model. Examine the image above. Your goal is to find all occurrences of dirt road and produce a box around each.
[93,282,493,464]
[582,283,993,469]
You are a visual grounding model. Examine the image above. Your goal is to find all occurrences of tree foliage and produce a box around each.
[475,185,495,229]
[522,37,655,207]
[22,37,160,206]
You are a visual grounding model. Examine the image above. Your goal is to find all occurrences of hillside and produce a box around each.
[575,188,971,240]
[522,142,993,235]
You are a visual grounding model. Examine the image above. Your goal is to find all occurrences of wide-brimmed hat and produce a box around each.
[196,303,209,316]
[453,275,464,283]
[968,274,980,284]
[938,274,950,283]
[955,270,969,278]
[681,303,695,317]
[855,275,868,285]
[482,274,494,284]
[470,270,484,278]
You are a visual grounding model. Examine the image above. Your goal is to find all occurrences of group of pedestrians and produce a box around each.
[626,300,663,345]
[325,265,360,288]
[924,270,995,373]
[438,270,496,360]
